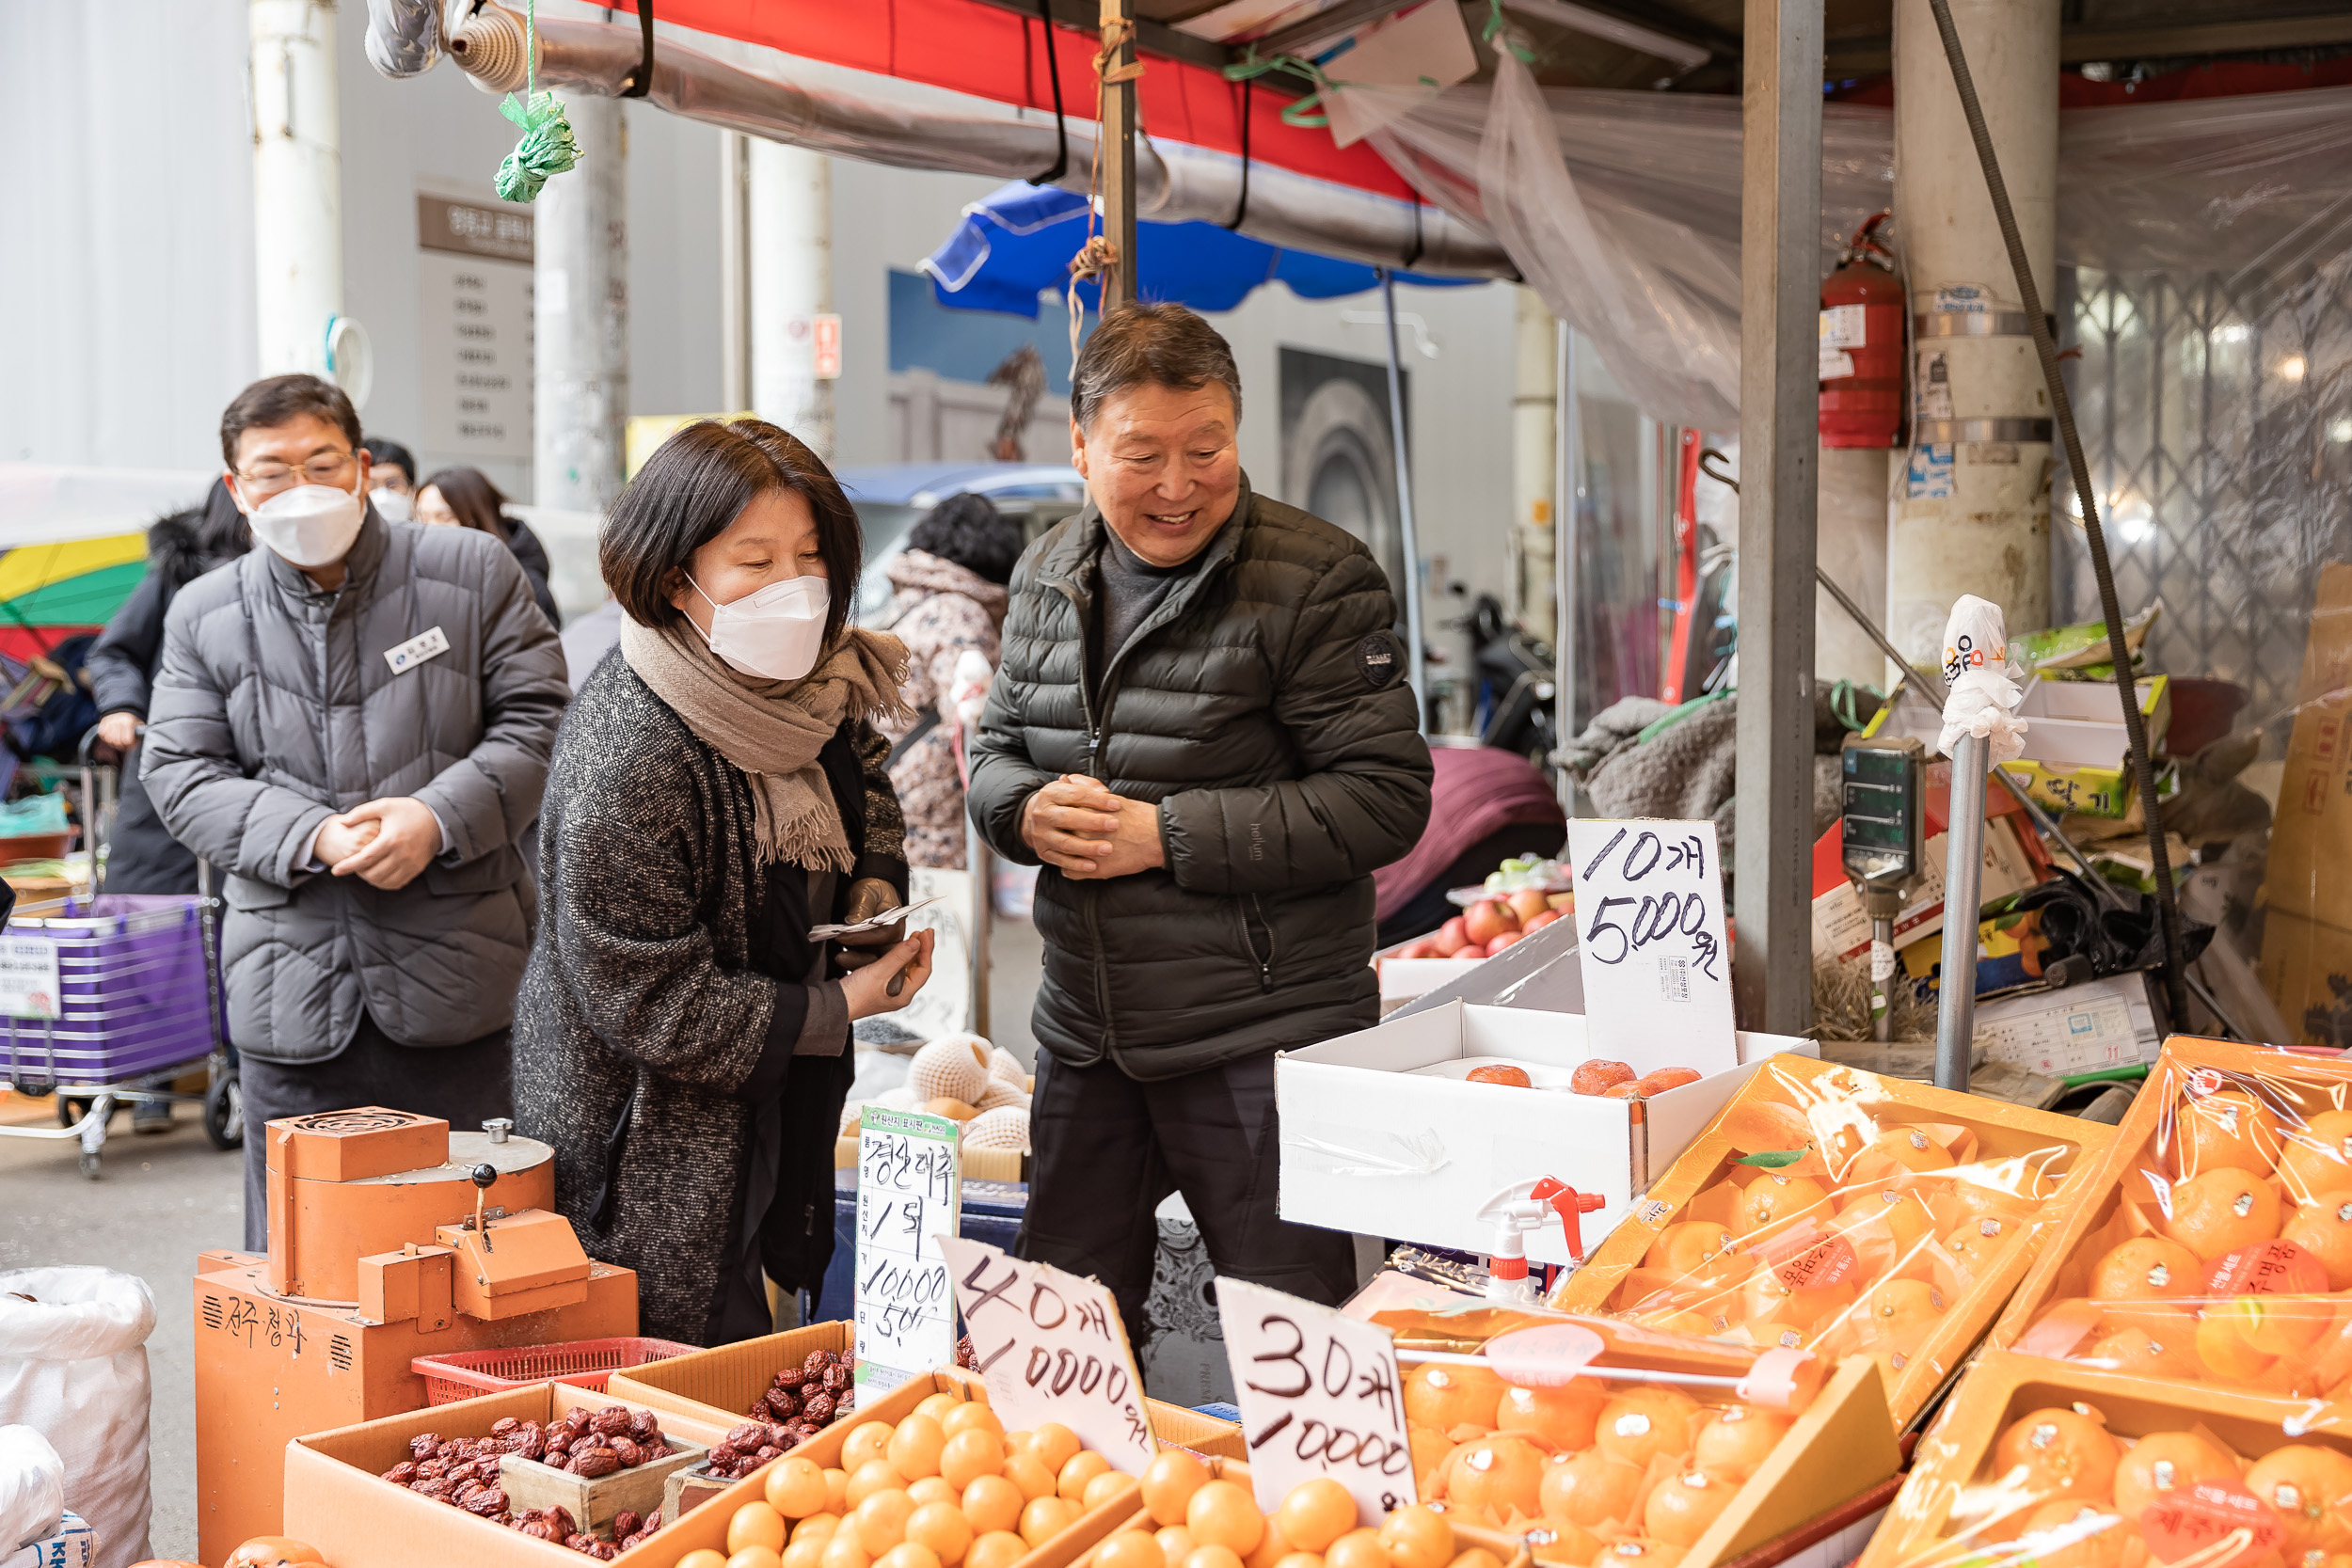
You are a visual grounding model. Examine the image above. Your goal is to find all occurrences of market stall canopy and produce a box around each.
[921,180,1474,316]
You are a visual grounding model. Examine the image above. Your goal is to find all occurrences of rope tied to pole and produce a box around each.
[1063,3,1139,350]
[1091,16,1144,84]
[494,0,580,203]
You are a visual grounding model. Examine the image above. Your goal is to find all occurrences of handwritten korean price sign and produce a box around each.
[938,1237,1157,1476]
[1215,1279,1415,1522]
[855,1106,963,1393]
[1565,818,1738,1075]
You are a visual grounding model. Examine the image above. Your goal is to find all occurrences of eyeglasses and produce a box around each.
[234,451,358,491]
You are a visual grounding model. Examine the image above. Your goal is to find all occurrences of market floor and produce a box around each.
[0,1100,243,1563]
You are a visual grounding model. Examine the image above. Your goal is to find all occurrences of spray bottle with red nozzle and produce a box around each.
[1476,1178,1606,1303]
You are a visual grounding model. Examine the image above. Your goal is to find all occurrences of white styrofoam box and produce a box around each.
[1277,1000,1817,1266]
[1377,957,1483,1002]
[1390,911,1585,1020]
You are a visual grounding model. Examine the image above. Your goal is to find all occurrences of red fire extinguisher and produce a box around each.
[1820,212,1904,449]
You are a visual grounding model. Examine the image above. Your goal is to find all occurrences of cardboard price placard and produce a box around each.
[855,1107,962,1393]
[1565,818,1738,1075]
[938,1237,1156,1475]
[1215,1278,1415,1523]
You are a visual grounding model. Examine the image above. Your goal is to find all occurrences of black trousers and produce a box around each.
[238,1014,515,1251]
[1015,1048,1358,1351]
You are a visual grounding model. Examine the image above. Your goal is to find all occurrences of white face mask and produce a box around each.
[691,574,830,681]
[369,486,412,522]
[235,468,367,568]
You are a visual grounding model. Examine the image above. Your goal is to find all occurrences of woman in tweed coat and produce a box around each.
[514,420,936,1346]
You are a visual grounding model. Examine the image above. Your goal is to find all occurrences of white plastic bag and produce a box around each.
[5,1512,93,1568]
[1935,594,2029,768]
[0,1426,64,1553]
[0,1269,156,1568]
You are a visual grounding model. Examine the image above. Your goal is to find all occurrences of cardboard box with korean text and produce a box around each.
[1275,1000,1817,1266]
[2264,562,2352,932]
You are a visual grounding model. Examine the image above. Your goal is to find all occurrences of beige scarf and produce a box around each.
[621,614,913,871]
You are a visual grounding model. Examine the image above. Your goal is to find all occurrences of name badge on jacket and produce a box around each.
[384,626,451,675]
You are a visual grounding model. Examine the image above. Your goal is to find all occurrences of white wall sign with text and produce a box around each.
[1565,818,1739,1075]
[1215,1277,1415,1523]
[938,1237,1156,1475]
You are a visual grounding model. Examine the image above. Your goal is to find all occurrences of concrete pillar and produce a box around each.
[1817,445,1891,683]
[1886,0,2058,668]
[1511,287,1559,635]
[533,96,628,512]
[748,141,834,460]
[250,0,344,382]
[719,133,753,413]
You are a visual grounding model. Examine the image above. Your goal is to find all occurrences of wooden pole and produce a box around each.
[1098,0,1138,309]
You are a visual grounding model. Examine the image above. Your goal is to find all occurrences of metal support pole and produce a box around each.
[534,95,628,512]
[1731,0,1824,1037]
[1934,736,1987,1089]
[1098,0,1139,310]
[1554,321,1579,812]
[1380,270,1427,729]
[967,820,993,1037]
[719,132,752,412]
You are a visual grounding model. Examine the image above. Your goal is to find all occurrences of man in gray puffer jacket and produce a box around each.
[145,374,567,1243]
[968,305,1432,1338]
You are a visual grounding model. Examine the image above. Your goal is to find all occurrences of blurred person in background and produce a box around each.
[416,466,562,627]
[85,477,252,1132]
[872,492,1023,868]
[361,436,418,520]
[145,373,567,1243]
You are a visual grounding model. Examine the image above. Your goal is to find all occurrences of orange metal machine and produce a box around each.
[194,1108,639,1563]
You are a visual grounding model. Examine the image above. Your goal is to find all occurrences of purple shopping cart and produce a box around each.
[0,733,234,1176]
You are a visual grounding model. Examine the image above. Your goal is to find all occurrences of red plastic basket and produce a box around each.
[411,1338,702,1404]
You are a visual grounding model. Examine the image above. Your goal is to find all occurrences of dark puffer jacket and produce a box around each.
[143,510,569,1060]
[967,477,1432,1079]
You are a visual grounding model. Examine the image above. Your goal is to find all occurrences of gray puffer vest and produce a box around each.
[143,509,568,1061]
[966,478,1433,1079]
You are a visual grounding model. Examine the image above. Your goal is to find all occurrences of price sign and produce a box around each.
[855,1107,962,1393]
[1215,1279,1415,1522]
[938,1237,1156,1475]
[1565,819,1738,1076]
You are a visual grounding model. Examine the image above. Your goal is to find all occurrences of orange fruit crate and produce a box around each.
[411,1337,703,1404]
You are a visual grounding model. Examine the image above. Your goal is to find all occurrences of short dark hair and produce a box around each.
[362,436,419,483]
[1070,302,1243,432]
[905,493,1025,585]
[419,466,512,541]
[602,420,862,646]
[219,374,362,467]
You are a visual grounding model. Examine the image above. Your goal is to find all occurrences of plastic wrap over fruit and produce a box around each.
[1865,1359,2352,1568]
[1554,1057,2104,1424]
[1994,1043,2352,1418]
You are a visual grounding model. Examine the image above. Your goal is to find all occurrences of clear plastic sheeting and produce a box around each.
[361,0,441,79]
[1363,50,1897,432]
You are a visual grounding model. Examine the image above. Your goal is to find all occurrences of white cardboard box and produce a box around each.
[1277,1000,1817,1265]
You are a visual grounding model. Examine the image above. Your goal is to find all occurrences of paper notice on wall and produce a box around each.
[854,1108,962,1393]
[1216,1278,1416,1523]
[939,1237,1157,1475]
[1566,819,1738,1075]
[1916,348,1955,420]
[1907,443,1956,500]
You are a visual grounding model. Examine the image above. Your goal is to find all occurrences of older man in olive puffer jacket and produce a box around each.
[968,304,1433,1340]
[145,374,567,1245]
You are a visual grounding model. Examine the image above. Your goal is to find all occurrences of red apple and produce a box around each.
[1432,917,1470,957]
[1486,930,1523,956]
[1396,939,1439,959]
[1464,899,1517,947]
[1522,909,1564,933]
[1507,888,1551,927]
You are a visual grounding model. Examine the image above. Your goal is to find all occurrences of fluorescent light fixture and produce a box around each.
[1503,0,1711,72]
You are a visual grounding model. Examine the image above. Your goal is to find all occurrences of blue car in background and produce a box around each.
[834,462,1086,624]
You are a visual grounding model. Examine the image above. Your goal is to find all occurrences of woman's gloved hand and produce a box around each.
[844,928,937,1020]
[834,876,907,970]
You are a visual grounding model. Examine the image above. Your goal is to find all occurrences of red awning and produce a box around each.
[605,0,1422,201]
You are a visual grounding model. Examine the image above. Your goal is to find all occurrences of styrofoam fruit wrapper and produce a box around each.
[989,1046,1025,1085]
[964,1105,1030,1152]
[909,1033,993,1102]
[974,1079,1027,1113]
[1937,593,2029,768]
